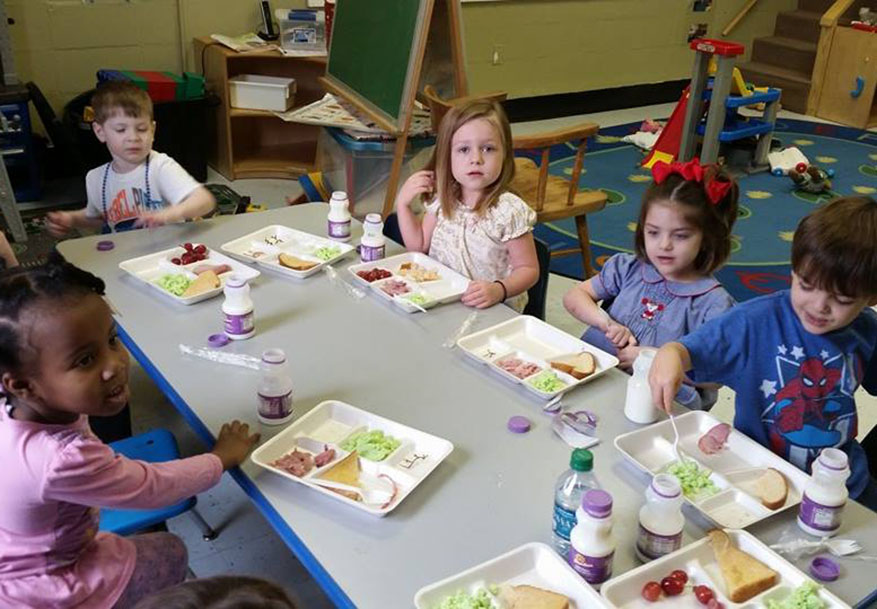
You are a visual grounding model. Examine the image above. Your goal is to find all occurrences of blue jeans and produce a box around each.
[856,477,877,513]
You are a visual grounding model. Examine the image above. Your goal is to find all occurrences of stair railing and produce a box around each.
[807,0,858,114]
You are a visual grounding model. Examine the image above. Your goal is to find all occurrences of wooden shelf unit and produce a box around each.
[195,37,327,180]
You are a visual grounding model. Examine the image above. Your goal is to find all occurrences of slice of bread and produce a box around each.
[507,585,569,609]
[181,270,220,297]
[317,451,361,501]
[753,468,788,510]
[278,253,318,271]
[708,529,778,602]
[550,352,596,379]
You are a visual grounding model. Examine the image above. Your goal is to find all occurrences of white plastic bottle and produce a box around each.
[257,349,294,426]
[568,489,615,588]
[624,348,658,424]
[636,473,684,562]
[327,191,352,242]
[798,448,850,537]
[552,448,599,558]
[222,275,255,340]
[360,213,386,262]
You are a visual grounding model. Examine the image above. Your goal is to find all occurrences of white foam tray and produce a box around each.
[348,252,470,314]
[600,529,850,609]
[614,411,809,529]
[220,225,354,279]
[456,315,619,399]
[415,542,609,609]
[251,400,454,516]
[118,244,260,305]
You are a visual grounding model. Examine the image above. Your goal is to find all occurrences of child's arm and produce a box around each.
[45,209,104,237]
[649,342,693,413]
[461,231,539,308]
[136,185,216,227]
[396,170,438,252]
[563,278,636,348]
[0,232,17,267]
[46,420,259,510]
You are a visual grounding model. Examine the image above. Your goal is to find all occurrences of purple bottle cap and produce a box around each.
[207,333,230,348]
[507,415,531,433]
[582,489,613,518]
[809,557,839,582]
[96,240,115,251]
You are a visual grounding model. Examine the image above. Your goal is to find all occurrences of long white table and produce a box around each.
[59,204,877,608]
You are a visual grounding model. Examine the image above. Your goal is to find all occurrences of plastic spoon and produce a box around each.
[394,294,427,313]
[309,476,394,505]
[542,393,563,414]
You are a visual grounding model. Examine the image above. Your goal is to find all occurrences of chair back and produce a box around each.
[421,85,508,134]
[523,237,551,320]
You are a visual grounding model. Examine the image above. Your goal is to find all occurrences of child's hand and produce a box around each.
[617,344,641,371]
[461,280,504,308]
[397,170,435,209]
[649,346,685,414]
[211,420,260,470]
[46,211,74,237]
[605,321,637,349]
[134,208,176,229]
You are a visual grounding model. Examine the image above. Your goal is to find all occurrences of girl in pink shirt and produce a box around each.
[0,254,260,609]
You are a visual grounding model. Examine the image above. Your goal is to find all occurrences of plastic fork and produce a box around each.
[826,538,862,557]
[394,294,427,313]
[542,393,563,414]
[668,413,688,464]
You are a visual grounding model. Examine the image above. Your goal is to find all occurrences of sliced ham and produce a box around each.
[314,446,336,467]
[272,449,315,477]
[698,422,731,455]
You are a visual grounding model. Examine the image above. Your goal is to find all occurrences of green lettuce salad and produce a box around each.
[665,459,718,500]
[155,274,191,296]
[340,430,400,461]
[436,587,497,609]
[765,582,825,609]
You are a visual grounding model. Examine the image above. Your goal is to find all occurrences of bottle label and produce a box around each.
[799,493,845,532]
[552,503,577,542]
[568,548,613,584]
[328,219,351,239]
[636,524,682,560]
[258,390,293,420]
[360,244,385,262]
[224,311,254,336]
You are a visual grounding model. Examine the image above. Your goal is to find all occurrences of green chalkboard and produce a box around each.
[326,0,429,129]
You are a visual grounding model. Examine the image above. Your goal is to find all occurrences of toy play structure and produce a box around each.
[643,38,781,172]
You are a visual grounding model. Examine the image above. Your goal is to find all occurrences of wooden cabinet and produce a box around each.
[814,27,877,129]
[195,37,326,180]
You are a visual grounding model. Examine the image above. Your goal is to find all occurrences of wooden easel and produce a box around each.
[319,0,467,218]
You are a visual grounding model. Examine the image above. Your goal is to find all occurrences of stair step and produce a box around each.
[751,36,817,74]
[738,61,811,113]
[775,10,823,42]
[798,0,868,20]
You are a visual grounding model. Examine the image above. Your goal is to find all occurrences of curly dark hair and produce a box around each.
[0,251,105,373]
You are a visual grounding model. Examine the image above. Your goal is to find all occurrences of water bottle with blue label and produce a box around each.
[552,448,598,557]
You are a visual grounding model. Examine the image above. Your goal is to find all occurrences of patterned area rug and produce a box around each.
[529,118,877,302]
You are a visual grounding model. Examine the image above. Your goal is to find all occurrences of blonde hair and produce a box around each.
[429,99,515,219]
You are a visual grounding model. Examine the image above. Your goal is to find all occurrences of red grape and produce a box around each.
[194,244,207,255]
[670,569,688,584]
[641,581,662,602]
[170,257,181,265]
[661,576,684,596]
[694,585,715,605]
[706,599,724,609]
[183,242,193,251]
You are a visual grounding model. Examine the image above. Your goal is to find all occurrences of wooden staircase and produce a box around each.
[738,0,866,114]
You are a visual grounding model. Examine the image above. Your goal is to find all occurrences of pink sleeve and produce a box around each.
[42,434,223,510]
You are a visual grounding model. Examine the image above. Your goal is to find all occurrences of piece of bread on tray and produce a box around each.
[753,468,788,510]
[497,584,569,609]
[182,270,220,297]
[278,253,318,271]
[550,352,596,379]
[708,529,777,603]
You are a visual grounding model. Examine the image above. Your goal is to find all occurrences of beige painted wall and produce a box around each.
[11,0,798,114]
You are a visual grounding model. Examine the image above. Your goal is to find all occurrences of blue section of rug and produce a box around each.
[528,118,877,301]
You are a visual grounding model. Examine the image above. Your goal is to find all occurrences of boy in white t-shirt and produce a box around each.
[47,82,215,235]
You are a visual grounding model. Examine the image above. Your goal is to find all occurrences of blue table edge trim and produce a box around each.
[118,325,356,609]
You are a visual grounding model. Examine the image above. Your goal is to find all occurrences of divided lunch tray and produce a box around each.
[456,316,619,399]
[251,400,454,516]
[220,225,355,279]
[614,411,809,529]
[600,529,850,609]
[118,244,260,305]
[348,252,470,313]
[414,542,608,609]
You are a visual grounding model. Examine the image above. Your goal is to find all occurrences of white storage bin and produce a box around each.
[228,74,297,112]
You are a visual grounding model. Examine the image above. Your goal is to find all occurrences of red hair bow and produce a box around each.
[651,158,731,205]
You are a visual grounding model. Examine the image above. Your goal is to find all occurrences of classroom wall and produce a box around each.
[10,0,798,116]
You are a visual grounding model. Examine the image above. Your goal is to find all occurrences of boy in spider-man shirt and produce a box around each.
[649,196,877,510]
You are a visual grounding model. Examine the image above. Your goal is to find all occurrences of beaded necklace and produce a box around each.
[101,153,151,233]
